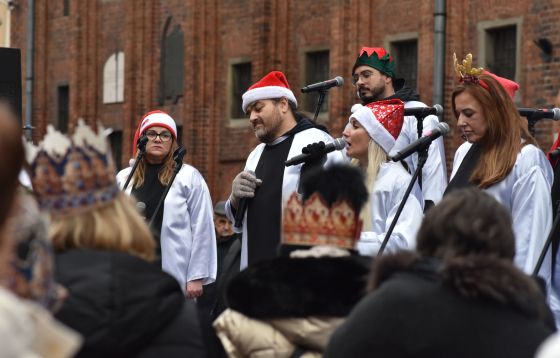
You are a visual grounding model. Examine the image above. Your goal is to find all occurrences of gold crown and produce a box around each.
[26,119,119,217]
[453,53,484,81]
[282,192,362,250]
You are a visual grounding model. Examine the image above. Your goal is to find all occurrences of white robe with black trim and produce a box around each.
[225,128,345,269]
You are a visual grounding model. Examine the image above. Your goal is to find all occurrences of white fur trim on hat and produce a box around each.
[242,86,298,113]
[351,106,395,153]
[140,112,178,139]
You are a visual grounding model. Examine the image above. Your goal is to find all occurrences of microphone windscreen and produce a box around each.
[335,76,344,87]
[437,122,450,135]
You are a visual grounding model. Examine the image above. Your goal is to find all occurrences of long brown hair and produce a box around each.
[132,137,178,188]
[451,74,536,188]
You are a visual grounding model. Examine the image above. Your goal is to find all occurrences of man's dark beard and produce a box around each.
[358,86,385,105]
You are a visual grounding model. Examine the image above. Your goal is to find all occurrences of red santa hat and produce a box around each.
[242,71,298,113]
[132,110,177,156]
[349,99,405,153]
[480,71,520,99]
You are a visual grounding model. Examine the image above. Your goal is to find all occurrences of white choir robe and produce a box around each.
[451,142,556,321]
[389,101,448,204]
[356,162,424,256]
[117,164,217,289]
[225,128,346,269]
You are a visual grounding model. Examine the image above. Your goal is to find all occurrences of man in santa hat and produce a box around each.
[225,71,345,268]
[352,47,447,209]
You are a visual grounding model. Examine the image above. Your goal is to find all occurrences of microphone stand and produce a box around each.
[532,197,560,276]
[414,114,426,189]
[526,113,540,137]
[123,136,148,191]
[312,89,328,122]
[148,147,187,229]
[377,146,429,256]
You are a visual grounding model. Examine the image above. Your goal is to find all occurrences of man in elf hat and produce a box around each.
[352,47,447,209]
[117,110,217,299]
[225,71,345,268]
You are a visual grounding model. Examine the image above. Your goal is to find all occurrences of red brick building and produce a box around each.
[10,0,560,202]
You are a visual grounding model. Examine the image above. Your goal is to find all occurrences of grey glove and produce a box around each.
[229,170,262,209]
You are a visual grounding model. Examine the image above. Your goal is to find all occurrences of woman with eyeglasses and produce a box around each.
[117,110,217,300]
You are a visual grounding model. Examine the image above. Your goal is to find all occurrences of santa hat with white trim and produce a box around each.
[132,110,178,156]
[242,71,298,113]
[350,99,405,153]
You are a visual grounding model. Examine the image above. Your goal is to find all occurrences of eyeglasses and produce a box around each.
[145,130,172,142]
[352,70,374,85]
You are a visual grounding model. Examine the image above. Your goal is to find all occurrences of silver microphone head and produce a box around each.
[436,122,451,135]
[553,108,560,120]
[136,201,146,215]
[334,76,344,87]
[333,137,347,150]
[433,104,444,116]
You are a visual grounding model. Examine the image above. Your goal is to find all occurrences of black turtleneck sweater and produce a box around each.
[131,163,166,259]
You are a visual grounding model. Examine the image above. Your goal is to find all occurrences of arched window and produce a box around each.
[103,51,124,104]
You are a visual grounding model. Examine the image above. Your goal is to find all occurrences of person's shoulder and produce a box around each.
[515,144,552,179]
[116,166,132,180]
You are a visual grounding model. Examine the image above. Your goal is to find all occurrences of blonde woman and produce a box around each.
[28,121,206,357]
[343,99,423,256]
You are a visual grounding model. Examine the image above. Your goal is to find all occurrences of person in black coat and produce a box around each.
[325,188,555,358]
[27,121,207,358]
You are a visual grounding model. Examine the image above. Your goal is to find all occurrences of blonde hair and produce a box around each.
[132,138,178,188]
[49,192,155,261]
[351,139,389,231]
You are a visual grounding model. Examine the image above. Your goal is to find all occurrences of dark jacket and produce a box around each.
[325,257,555,358]
[54,249,206,358]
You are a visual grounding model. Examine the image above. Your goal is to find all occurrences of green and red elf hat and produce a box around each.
[352,47,396,78]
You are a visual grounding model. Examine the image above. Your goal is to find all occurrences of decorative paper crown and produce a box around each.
[26,119,119,217]
[353,47,396,78]
[453,53,520,99]
[242,71,297,113]
[282,192,362,250]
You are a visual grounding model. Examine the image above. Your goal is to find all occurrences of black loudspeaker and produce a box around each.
[0,48,22,120]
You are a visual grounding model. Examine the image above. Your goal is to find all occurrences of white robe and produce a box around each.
[450,142,553,281]
[225,128,346,269]
[117,164,217,289]
[356,162,424,256]
[389,101,448,204]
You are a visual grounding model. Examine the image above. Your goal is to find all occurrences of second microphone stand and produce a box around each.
[377,145,429,256]
[148,147,187,229]
[312,90,328,122]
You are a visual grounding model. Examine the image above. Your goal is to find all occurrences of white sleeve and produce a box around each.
[185,171,218,284]
[356,183,423,256]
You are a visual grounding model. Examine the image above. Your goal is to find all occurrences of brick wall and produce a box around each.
[11,0,560,203]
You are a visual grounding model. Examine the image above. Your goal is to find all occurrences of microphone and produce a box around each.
[234,199,248,228]
[301,76,344,93]
[137,135,149,153]
[136,201,146,219]
[285,138,346,167]
[172,147,187,174]
[391,122,450,162]
[518,108,560,120]
[404,104,444,117]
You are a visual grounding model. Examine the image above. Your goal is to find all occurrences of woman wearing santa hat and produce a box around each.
[446,53,556,323]
[343,99,423,256]
[117,110,217,299]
